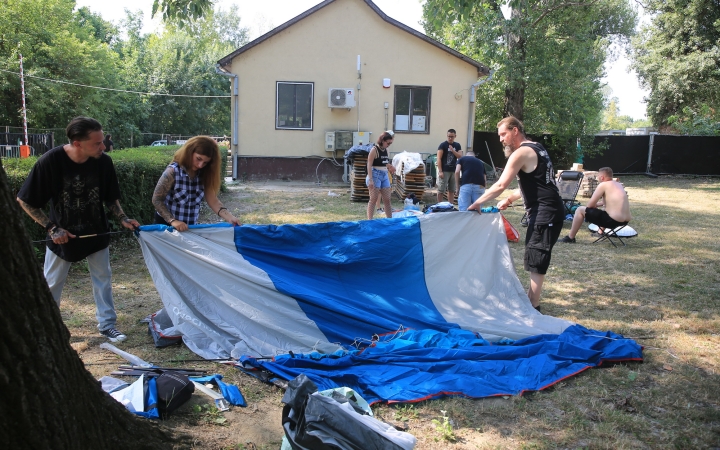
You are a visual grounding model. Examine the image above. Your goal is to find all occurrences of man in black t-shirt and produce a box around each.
[468,116,563,313]
[17,117,140,342]
[436,129,463,204]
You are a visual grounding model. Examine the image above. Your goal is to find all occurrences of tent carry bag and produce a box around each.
[156,371,195,417]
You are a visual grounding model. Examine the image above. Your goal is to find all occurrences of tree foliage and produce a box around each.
[152,0,214,27]
[631,0,720,134]
[422,0,637,165]
[602,97,651,130]
[0,1,248,148]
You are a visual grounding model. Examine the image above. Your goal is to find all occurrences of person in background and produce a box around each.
[468,116,564,313]
[454,151,487,211]
[436,129,462,204]
[102,134,113,152]
[17,117,139,342]
[366,131,396,219]
[152,136,241,230]
[559,167,631,243]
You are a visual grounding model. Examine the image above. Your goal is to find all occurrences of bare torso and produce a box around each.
[600,180,631,222]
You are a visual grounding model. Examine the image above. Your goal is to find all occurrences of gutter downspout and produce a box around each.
[215,64,239,180]
[467,70,495,156]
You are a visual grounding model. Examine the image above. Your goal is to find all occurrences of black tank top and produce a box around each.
[372,144,390,167]
[517,142,564,225]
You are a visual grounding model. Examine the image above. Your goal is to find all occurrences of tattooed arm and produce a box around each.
[205,190,241,226]
[16,198,76,243]
[152,167,187,231]
[106,199,140,230]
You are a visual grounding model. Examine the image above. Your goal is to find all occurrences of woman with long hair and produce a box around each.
[152,136,240,231]
[366,131,396,219]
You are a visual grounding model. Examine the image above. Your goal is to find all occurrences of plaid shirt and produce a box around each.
[165,162,205,224]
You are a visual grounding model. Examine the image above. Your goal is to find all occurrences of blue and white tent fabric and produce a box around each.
[138,213,573,359]
[137,213,642,402]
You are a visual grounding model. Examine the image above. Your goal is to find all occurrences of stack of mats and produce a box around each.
[393,161,425,200]
[350,155,369,202]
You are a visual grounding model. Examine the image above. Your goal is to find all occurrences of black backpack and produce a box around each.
[155,371,195,417]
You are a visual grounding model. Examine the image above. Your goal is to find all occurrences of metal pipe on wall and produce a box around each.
[466,70,495,155]
[215,64,239,179]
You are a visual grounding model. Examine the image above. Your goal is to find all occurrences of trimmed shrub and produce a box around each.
[3,144,227,250]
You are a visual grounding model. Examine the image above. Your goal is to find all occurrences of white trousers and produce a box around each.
[44,247,117,331]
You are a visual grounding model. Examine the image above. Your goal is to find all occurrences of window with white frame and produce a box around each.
[276,82,313,130]
[393,86,431,133]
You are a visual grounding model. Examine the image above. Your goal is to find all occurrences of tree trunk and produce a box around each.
[503,9,527,121]
[0,160,179,449]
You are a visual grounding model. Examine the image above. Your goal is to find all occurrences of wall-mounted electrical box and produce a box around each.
[335,131,354,150]
[324,131,336,152]
[325,131,354,152]
[352,131,372,147]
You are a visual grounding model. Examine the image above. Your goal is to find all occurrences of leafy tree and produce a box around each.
[667,104,720,135]
[116,6,249,143]
[152,0,214,27]
[631,0,720,132]
[0,0,127,133]
[0,0,248,149]
[74,6,119,46]
[602,97,637,130]
[422,0,637,166]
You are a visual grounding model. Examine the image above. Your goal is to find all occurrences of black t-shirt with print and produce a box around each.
[438,141,461,172]
[17,146,122,262]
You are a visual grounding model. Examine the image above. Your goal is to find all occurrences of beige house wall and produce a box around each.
[226,0,483,160]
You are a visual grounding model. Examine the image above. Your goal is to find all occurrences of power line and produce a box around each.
[0,68,230,98]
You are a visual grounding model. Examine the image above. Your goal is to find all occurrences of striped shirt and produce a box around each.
[165,162,205,224]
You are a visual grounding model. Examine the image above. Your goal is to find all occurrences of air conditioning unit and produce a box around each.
[328,88,356,108]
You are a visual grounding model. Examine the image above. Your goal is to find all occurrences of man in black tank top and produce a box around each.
[468,116,564,313]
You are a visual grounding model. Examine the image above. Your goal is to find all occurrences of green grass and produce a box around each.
[62,176,719,449]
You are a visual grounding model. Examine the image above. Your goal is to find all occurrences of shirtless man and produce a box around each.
[559,167,631,243]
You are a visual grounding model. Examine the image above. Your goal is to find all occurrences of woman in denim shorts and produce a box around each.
[366,131,396,219]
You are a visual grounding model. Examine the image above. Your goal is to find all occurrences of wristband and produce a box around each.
[45,222,57,232]
[217,207,228,217]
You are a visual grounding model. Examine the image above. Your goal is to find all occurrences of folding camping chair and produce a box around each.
[590,223,634,248]
[519,170,584,227]
[556,170,584,216]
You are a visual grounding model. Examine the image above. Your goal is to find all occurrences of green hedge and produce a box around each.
[3,145,227,246]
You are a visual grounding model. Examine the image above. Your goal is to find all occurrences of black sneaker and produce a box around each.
[100,327,127,342]
[559,236,576,243]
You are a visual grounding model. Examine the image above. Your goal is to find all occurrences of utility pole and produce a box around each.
[19,54,28,146]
